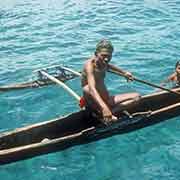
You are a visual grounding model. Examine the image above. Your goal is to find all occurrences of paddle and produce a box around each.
[108,69,180,96]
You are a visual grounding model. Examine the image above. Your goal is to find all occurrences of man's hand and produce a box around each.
[101,106,118,125]
[124,71,134,82]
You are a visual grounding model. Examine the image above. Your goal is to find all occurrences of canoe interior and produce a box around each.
[0,111,96,150]
[0,87,179,152]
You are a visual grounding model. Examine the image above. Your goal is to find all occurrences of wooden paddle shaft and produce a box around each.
[109,69,180,96]
[134,78,180,95]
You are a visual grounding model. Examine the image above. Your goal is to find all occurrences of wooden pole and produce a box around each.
[109,69,180,96]
[60,66,82,77]
[40,70,80,101]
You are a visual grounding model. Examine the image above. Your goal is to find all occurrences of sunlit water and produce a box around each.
[0,0,180,179]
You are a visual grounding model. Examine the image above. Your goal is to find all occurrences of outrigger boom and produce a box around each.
[39,70,81,102]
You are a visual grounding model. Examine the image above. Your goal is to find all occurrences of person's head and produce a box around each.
[95,39,114,63]
[175,61,180,75]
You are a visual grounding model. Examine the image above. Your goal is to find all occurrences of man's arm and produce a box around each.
[85,63,109,111]
[107,63,134,80]
[160,73,176,86]
[85,63,117,123]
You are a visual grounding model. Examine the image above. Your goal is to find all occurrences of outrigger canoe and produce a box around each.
[0,87,180,165]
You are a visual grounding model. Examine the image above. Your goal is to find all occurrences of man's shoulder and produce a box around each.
[168,72,177,81]
[84,57,95,68]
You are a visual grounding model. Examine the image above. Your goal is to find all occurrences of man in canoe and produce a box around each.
[80,39,140,125]
[161,61,180,87]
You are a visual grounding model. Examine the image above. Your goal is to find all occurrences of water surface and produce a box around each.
[0,0,180,179]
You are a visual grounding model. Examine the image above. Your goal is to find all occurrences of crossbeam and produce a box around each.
[39,70,80,102]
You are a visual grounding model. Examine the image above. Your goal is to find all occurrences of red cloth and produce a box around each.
[79,96,86,108]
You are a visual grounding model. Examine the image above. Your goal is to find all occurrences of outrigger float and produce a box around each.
[0,66,179,165]
[0,66,80,92]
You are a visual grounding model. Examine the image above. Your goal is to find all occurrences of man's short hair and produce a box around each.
[95,39,114,54]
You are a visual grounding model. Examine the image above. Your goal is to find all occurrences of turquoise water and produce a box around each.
[0,0,180,179]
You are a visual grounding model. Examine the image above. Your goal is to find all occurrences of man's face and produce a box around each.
[96,49,112,64]
[176,64,180,75]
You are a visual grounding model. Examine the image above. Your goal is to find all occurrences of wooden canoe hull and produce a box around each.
[0,87,180,165]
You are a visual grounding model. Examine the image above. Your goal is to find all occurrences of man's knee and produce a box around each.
[132,93,141,100]
[131,93,141,103]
